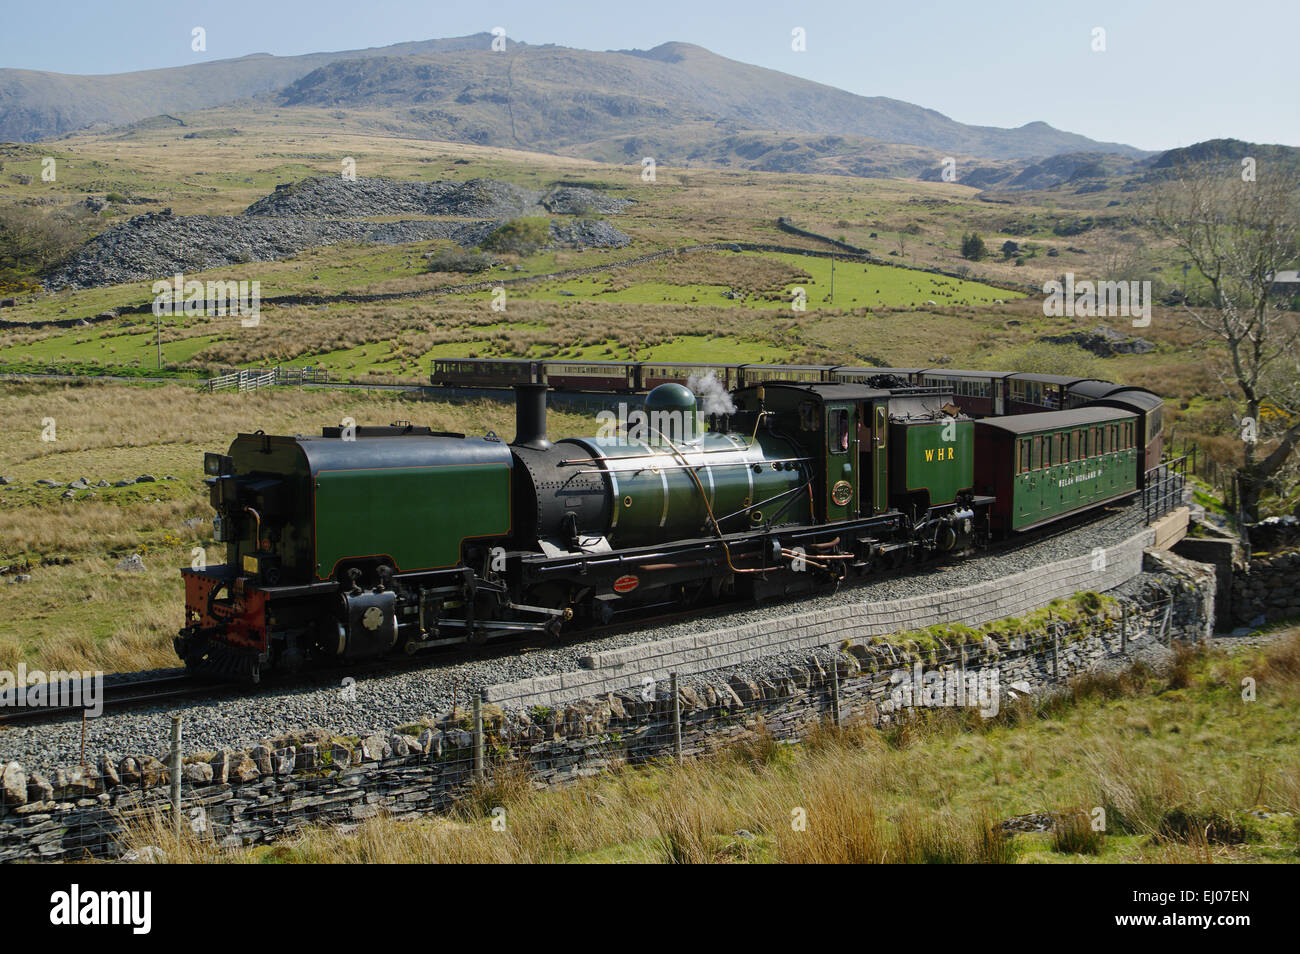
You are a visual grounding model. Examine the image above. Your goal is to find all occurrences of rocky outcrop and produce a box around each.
[243,176,630,220]
[45,177,632,290]
[1041,325,1155,356]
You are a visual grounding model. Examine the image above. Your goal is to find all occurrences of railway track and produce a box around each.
[0,672,213,727]
[0,501,1144,731]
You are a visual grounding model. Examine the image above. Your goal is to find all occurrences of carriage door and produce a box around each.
[872,402,889,513]
[825,404,858,522]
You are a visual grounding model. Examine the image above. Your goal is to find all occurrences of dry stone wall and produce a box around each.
[1231,548,1300,626]
[0,558,1210,861]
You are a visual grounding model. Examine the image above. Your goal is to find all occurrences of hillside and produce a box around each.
[2,34,1146,167]
[275,41,1146,162]
[0,36,511,143]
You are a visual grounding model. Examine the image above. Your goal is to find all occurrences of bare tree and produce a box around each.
[1093,229,1148,286]
[1148,160,1300,521]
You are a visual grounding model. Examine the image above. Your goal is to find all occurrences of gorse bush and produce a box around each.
[481,217,551,256]
[424,249,498,274]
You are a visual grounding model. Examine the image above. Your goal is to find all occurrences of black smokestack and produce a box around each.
[513,383,551,450]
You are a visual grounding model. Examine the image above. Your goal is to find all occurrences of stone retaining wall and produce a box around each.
[0,559,1210,861]
[483,526,1157,709]
[1231,548,1300,626]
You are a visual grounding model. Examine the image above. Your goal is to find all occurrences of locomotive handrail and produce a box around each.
[558,443,762,465]
[566,456,813,478]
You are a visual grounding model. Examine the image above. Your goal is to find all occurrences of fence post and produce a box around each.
[169,714,182,834]
[472,695,484,781]
[1121,604,1128,655]
[959,644,967,707]
[670,672,683,763]
[1052,627,1060,684]
[830,659,841,727]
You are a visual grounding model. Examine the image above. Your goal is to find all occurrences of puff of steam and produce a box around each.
[687,372,736,415]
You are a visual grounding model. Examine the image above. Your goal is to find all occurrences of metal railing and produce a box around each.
[1143,455,1188,524]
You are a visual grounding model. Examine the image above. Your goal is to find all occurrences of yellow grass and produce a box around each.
[115,631,1300,864]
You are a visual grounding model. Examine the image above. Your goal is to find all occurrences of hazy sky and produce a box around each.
[2,0,1295,152]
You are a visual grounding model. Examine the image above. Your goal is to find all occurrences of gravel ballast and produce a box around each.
[1,503,1154,775]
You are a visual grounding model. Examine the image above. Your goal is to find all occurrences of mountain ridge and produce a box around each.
[1,33,1149,164]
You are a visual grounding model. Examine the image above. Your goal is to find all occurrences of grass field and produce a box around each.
[124,630,1300,863]
[0,381,597,673]
[0,109,1261,498]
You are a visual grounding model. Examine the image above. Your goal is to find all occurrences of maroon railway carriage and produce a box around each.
[431,357,540,388]
[541,360,637,392]
[917,369,1013,417]
[637,361,737,391]
[1004,372,1097,414]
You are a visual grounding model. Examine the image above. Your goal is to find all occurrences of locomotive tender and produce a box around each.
[178,376,1143,680]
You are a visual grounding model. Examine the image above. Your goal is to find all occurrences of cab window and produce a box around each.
[828,408,850,454]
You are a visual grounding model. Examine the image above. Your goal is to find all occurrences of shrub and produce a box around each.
[960,232,986,261]
[0,203,92,278]
[1051,810,1106,854]
[424,249,498,274]
[481,217,551,256]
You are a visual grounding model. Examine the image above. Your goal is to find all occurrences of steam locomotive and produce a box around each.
[176,377,1147,680]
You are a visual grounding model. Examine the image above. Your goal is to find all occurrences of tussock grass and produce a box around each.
[1051,811,1107,855]
[0,381,596,671]
[116,632,1300,864]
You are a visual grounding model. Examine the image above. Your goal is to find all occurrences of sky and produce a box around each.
[1,0,1295,152]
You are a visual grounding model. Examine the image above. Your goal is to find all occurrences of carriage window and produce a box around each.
[1044,435,1054,467]
[1019,439,1030,474]
[1032,436,1042,470]
[829,408,850,453]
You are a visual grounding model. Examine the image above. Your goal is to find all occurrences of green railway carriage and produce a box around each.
[973,406,1140,532]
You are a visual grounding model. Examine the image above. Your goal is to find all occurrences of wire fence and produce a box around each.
[0,595,1182,861]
